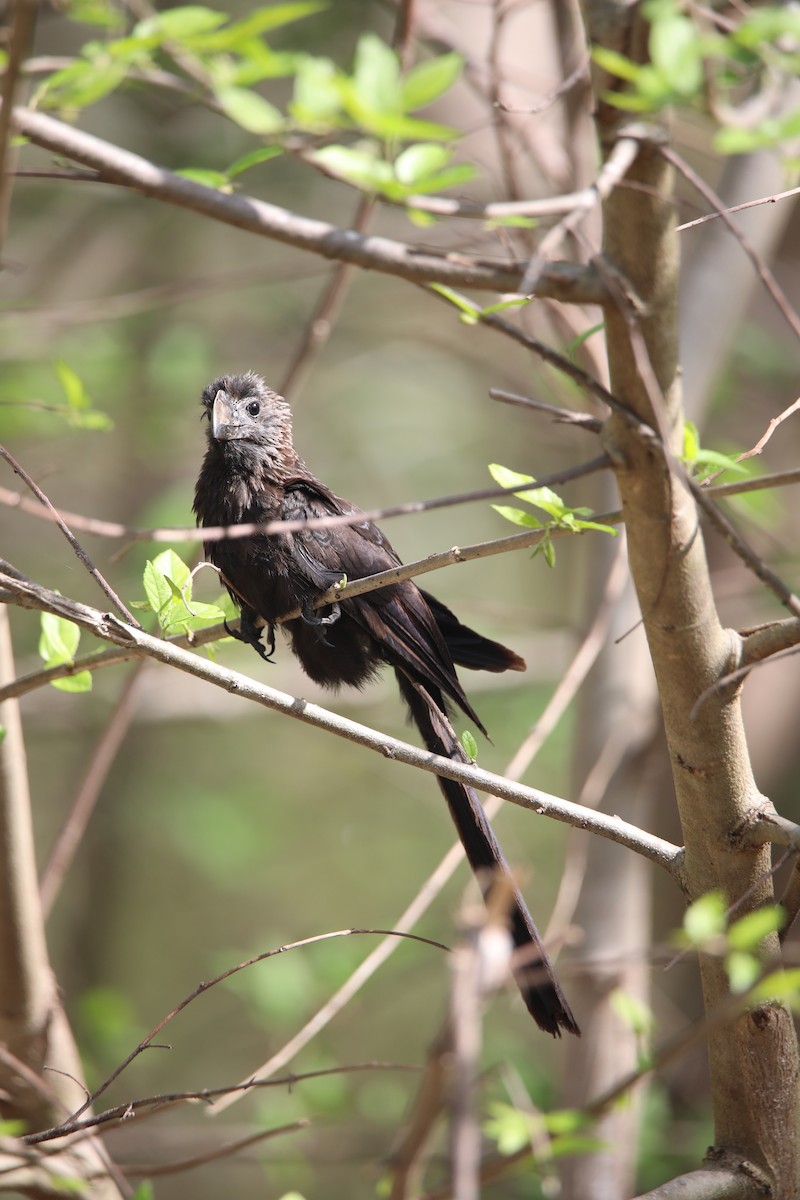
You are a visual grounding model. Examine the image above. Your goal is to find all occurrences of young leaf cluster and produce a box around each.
[31,8,474,207]
[488,464,617,568]
[593,0,800,158]
[679,891,787,995]
[140,549,229,640]
[681,420,749,480]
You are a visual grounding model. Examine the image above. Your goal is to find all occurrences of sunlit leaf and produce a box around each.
[215,85,284,133]
[133,6,226,41]
[352,32,401,115]
[226,146,284,178]
[728,906,785,952]
[683,891,727,944]
[401,52,463,111]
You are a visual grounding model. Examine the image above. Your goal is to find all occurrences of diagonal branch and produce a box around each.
[0,568,681,873]
[8,105,605,302]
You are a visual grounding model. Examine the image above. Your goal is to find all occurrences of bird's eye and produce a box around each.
[246,400,261,417]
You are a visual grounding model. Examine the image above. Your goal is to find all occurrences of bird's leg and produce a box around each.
[226,607,276,662]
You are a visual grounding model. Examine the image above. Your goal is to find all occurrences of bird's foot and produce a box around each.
[300,600,340,647]
[225,616,276,663]
[301,600,341,628]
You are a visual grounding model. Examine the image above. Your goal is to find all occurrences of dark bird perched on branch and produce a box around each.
[193,371,578,1037]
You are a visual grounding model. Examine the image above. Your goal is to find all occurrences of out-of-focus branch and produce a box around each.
[9,105,605,301]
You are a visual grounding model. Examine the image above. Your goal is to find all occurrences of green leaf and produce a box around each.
[429,283,479,319]
[610,988,655,1035]
[394,143,453,186]
[591,45,644,84]
[683,419,701,462]
[39,55,128,110]
[404,164,476,194]
[492,504,542,529]
[52,671,93,693]
[226,146,284,178]
[683,891,727,945]
[186,3,325,51]
[750,968,800,1006]
[488,462,535,490]
[478,297,530,318]
[55,361,89,410]
[650,13,703,97]
[565,321,605,359]
[727,906,785,952]
[352,33,401,115]
[290,56,341,124]
[461,730,478,761]
[483,1103,536,1156]
[401,52,463,111]
[39,611,80,663]
[313,144,393,192]
[38,610,92,692]
[215,86,284,133]
[485,214,538,230]
[133,6,226,41]
[539,536,556,568]
[174,168,231,189]
[726,950,761,994]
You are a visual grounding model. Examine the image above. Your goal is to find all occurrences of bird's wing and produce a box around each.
[281,477,484,727]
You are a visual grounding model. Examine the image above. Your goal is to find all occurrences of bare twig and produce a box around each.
[0,454,611,544]
[0,444,142,627]
[662,145,800,343]
[28,928,445,1138]
[123,1121,310,1177]
[40,664,145,916]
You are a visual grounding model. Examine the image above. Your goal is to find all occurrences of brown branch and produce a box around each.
[27,928,445,1141]
[123,1121,310,1178]
[0,453,612,543]
[40,664,145,916]
[9,105,605,302]
[0,568,682,876]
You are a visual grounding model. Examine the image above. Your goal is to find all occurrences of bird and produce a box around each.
[193,371,578,1036]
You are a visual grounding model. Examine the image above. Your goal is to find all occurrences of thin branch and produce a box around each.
[123,1121,310,1178]
[0,569,682,875]
[676,184,800,233]
[9,105,605,302]
[518,125,645,295]
[662,144,800,344]
[40,664,145,916]
[0,455,611,544]
[490,387,604,431]
[0,501,624,704]
[0,444,142,627]
[28,928,445,1139]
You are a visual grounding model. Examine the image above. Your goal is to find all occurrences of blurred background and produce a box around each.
[2,0,800,1195]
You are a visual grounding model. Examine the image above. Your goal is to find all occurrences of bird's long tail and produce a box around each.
[396,671,579,1037]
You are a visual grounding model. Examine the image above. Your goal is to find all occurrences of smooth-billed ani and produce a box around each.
[193,371,578,1037]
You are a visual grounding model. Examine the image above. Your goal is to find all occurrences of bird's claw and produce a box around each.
[301,600,341,628]
[225,616,276,663]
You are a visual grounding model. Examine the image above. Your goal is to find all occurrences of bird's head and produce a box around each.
[200,372,294,450]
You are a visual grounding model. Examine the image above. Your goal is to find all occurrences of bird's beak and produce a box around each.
[212,391,243,441]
